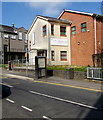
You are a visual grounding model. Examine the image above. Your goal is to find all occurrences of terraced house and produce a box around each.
[0,24,28,64]
[28,15,72,65]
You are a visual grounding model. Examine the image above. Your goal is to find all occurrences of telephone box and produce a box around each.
[35,56,46,79]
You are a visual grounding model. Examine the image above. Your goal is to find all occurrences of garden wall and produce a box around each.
[12,68,87,80]
[53,70,86,80]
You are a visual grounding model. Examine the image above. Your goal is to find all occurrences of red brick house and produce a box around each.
[58,9,103,66]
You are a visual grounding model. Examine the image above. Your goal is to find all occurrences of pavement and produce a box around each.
[1,68,103,92]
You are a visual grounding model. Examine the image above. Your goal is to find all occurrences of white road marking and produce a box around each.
[0,83,13,88]
[6,99,15,103]
[21,106,32,112]
[29,90,98,110]
[43,116,52,120]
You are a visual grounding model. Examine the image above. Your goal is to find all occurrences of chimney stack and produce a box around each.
[12,23,14,28]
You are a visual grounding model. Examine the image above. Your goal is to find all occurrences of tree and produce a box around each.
[92,50,103,67]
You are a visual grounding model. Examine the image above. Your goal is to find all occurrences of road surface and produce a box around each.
[1,75,103,119]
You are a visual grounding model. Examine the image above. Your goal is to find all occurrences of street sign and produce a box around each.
[25,53,27,58]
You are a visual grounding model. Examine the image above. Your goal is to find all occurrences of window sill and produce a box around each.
[11,38,16,40]
[18,39,22,40]
[81,31,87,33]
[61,59,67,61]
[51,59,55,61]
[72,34,76,35]
[43,35,46,37]
[60,35,67,37]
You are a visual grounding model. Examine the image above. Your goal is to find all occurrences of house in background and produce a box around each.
[28,15,72,65]
[0,24,28,64]
[58,9,103,66]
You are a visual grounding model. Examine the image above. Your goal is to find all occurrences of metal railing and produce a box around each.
[12,58,35,68]
[87,67,103,80]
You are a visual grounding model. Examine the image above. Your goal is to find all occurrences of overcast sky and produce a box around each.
[1,1,103,30]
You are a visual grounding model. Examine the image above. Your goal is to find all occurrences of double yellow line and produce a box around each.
[34,80,103,92]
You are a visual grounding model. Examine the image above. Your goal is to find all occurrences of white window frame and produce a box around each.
[24,33,27,40]
[11,35,16,39]
[32,32,35,45]
[4,34,8,38]
[18,32,22,40]
[60,51,67,61]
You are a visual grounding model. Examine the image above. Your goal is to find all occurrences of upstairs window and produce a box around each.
[51,24,54,35]
[51,51,55,61]
[81,22,87,32]
[43,25,46,36]
[18,32,22,40]
[32,32,35,45]
[71,26,76,35]
[11,35,16,39]
[24,33,27,40]
[60,51,67,61]
[60,26,66,36]
[4,34,8,38]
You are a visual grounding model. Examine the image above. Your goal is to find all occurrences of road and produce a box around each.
[1,75,103,119]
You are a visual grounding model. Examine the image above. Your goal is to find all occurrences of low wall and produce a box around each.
[53,70,86,80]
[74,71,87,80]
[12,68,87,80]
[13,67,35,77]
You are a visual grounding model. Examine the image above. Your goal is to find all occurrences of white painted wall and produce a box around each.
[28,17,71,66]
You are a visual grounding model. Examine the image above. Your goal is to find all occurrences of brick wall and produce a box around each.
[96,19,103,52]
[60,12,96,66]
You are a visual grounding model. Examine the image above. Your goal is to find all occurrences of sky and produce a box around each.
[1,1,103,30]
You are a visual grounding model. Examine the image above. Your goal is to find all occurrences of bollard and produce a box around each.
[8,61,12,70]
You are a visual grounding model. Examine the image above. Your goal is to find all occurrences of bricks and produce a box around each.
[60,11,103,66]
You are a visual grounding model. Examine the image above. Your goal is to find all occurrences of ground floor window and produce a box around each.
[60,51,67,61]
[37,50,47,57]
[51,51,55,61]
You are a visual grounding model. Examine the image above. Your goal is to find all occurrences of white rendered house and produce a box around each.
[28,15,72,65]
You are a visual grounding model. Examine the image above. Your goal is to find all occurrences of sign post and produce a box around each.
[35,56,46,79]
[25,48,28,76]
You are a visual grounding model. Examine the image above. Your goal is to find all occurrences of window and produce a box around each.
[51,51,55,61]
[18,32,22,40]
[14,30,17,33]
[81,22,87,32]
[4,34,8,38]
[11,35,16,39]
[32,32,35,45]
[24,33,27,40]
[60,26,66,36]
[60,51,67,61]
[51,24,54,35]
[43,25,46,36]
[71,26,76,35]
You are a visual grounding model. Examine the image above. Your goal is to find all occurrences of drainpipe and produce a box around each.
[94,16,97,54]
[47,22,51,65]
[69,25,71,65]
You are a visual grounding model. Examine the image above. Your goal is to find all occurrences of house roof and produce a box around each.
[37,15,72,24]
[58,9,103,19]
[0,24,15,33]
[28,15,72,34]
[0,24,27,34]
